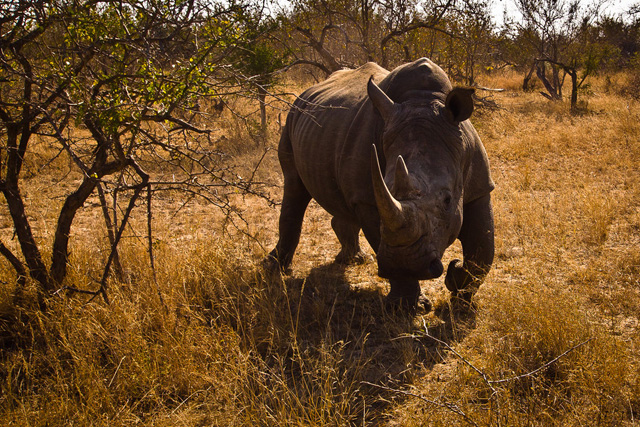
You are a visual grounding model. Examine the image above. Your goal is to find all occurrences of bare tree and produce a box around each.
[280,0,455,75]
[378,0,455,67]
[507,0,608,111]
[440,0,495,85]
[0,0,272,300]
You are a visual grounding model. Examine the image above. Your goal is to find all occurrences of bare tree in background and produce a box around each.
[441,0,495,85]
[279,0,455,76]
[507,0,609,111]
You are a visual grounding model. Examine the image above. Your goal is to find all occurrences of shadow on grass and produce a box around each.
[256,260,478,424]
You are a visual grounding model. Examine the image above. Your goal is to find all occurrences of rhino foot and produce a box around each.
[450,290,477,313]
[334,250,367,265]
[418,294,433,313]
[385,291,432,315]
[445,259,477,293]
[385,279,431,314]
[262,252,292,276]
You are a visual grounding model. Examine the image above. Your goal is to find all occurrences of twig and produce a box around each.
[146,184,167,312]
[488,337,595,385]
[108,356,126,388]
[55,286,100,297]
[97,183,125,282]
[476,86,505,92]
[361,381,479,427]
[92,178,146,304]
[421,320,497,396]
[170,386,212,414]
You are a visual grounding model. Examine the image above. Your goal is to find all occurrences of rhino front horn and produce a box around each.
[371,145,405,231]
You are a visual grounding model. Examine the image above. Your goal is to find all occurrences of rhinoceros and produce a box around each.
[267,58,494,310]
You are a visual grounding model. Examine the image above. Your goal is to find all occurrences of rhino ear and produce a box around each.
[368,77,396,123]
[445,87,475,122]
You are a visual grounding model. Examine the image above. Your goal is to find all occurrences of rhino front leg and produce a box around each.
[387,279,432,313]
[331,217,366,265]
[445,194,495,299]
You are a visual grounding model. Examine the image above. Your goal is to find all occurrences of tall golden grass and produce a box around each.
[1,68,639,426]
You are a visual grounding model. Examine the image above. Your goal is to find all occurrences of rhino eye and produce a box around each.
[443,194,452,209]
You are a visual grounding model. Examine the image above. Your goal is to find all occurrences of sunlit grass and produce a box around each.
[1,69,639,425]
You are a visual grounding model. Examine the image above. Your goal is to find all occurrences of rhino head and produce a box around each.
[368,77,474,281]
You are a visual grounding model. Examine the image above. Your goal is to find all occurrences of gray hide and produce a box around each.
[268,58,494,310]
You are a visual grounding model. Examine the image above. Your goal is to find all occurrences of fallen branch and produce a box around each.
[476,86,505,92]
[488,337,595,385]
[420,320,497,398]
[361,381,479,427]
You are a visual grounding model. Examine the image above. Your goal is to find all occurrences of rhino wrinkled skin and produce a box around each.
[267,58,495,310]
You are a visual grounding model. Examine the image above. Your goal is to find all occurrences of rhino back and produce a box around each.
[283,63,389,219]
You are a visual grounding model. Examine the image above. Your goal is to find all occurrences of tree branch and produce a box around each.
[0,241,27,287]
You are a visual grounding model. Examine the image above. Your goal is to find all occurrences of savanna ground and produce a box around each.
[1,69,639,426]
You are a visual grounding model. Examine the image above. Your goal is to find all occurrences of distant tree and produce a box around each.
[506,0,608,112]
[234,8,289,141]
[595,16,639,67]
[441,0,495,85]
[280,0,454,75]
[377,0,454,67]
[0,0,270,300]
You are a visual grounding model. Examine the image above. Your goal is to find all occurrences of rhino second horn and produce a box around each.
[367,77,396,123]
[371,145,405,231]
[393,155,414,199]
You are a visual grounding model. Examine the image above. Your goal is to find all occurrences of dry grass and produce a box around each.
[1,68,640,426]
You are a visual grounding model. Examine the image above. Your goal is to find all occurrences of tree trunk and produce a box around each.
[258,85,268,143]
[403,45,411,62]
[2,120,50,292]
[569,69,578,113]
[523,62,536,91]
[536,62,561,100]
[553,66,562,99]
[2,183,52,291]
[50,177,99,285]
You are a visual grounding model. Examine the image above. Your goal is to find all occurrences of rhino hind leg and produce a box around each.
[267,153,312,273]
[331,217,366,265]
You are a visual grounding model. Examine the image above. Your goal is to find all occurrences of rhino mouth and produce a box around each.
[377,253,444,281]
